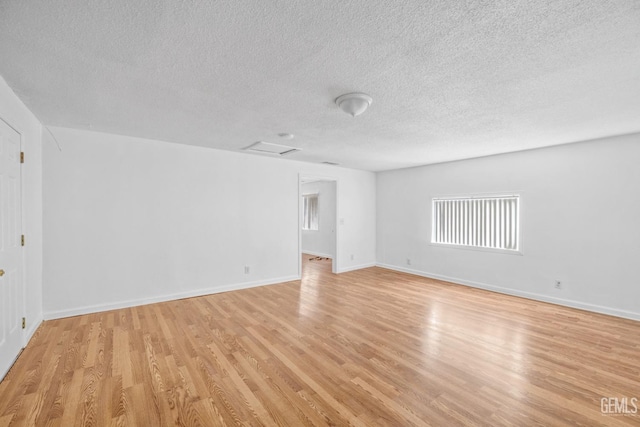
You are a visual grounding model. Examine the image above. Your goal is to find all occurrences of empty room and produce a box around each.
[1,1,639,426]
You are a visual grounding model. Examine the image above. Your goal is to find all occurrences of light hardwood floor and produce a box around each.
[1,256,639,426]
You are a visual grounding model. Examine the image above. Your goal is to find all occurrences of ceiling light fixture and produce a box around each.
[335,92,372,117]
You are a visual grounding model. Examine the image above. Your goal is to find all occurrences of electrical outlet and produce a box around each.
[244,266,250,274]
[406,258,411,266]
[350,254,354,261]
[554,280,562,289]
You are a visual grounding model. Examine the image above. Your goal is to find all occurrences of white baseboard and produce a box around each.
[377,263,640,322]
[23,314,43,345]
[336,262,376,274]
[43,275,299,320]
[1,315,43,383]
[302,251,333,259]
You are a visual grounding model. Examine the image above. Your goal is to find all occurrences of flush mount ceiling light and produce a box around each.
[335,92,373,117]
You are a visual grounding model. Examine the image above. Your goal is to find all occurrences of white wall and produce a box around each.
[377,133,640,320]
[301,181,336,258]
[0,76,43,341]
[43,127,376,319]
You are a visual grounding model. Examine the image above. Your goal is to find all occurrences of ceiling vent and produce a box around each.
[243,141,300,156]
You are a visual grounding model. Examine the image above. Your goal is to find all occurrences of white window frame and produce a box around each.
[302,193,319,231]
[431,194,522,255]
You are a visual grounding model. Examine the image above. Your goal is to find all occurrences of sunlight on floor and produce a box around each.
[298,254,333,318]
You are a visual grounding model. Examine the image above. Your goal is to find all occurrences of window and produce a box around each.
[432,195,520,251]
[302,193,319,230]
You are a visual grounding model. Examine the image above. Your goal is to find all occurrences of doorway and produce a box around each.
[299,176,338,276]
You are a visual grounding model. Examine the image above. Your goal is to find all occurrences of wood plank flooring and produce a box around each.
[1,256,639,426]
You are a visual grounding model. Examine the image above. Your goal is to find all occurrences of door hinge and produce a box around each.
[22,317,26,329]
[21,234,25,246]
[20,151,24,164]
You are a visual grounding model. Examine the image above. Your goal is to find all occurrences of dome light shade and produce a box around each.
[335,93,372,117]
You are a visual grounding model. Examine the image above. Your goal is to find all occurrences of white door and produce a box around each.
[0,118,23,381]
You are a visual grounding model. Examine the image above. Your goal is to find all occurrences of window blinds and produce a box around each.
[432,196,519,251]
[302,194,319,230]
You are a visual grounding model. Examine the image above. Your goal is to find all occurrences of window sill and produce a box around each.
[429,242,523,256]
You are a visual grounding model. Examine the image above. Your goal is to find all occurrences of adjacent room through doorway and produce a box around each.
[300,177,337,275]
[301,253,332,281]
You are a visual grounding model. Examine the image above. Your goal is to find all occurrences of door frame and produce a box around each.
[298,174,339,276]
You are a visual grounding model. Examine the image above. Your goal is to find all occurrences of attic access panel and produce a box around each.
[243,141,300,156]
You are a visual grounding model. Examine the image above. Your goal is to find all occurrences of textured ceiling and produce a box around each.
[1,0,639,171]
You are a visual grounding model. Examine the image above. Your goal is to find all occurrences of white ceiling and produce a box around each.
[1,1,639,171]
